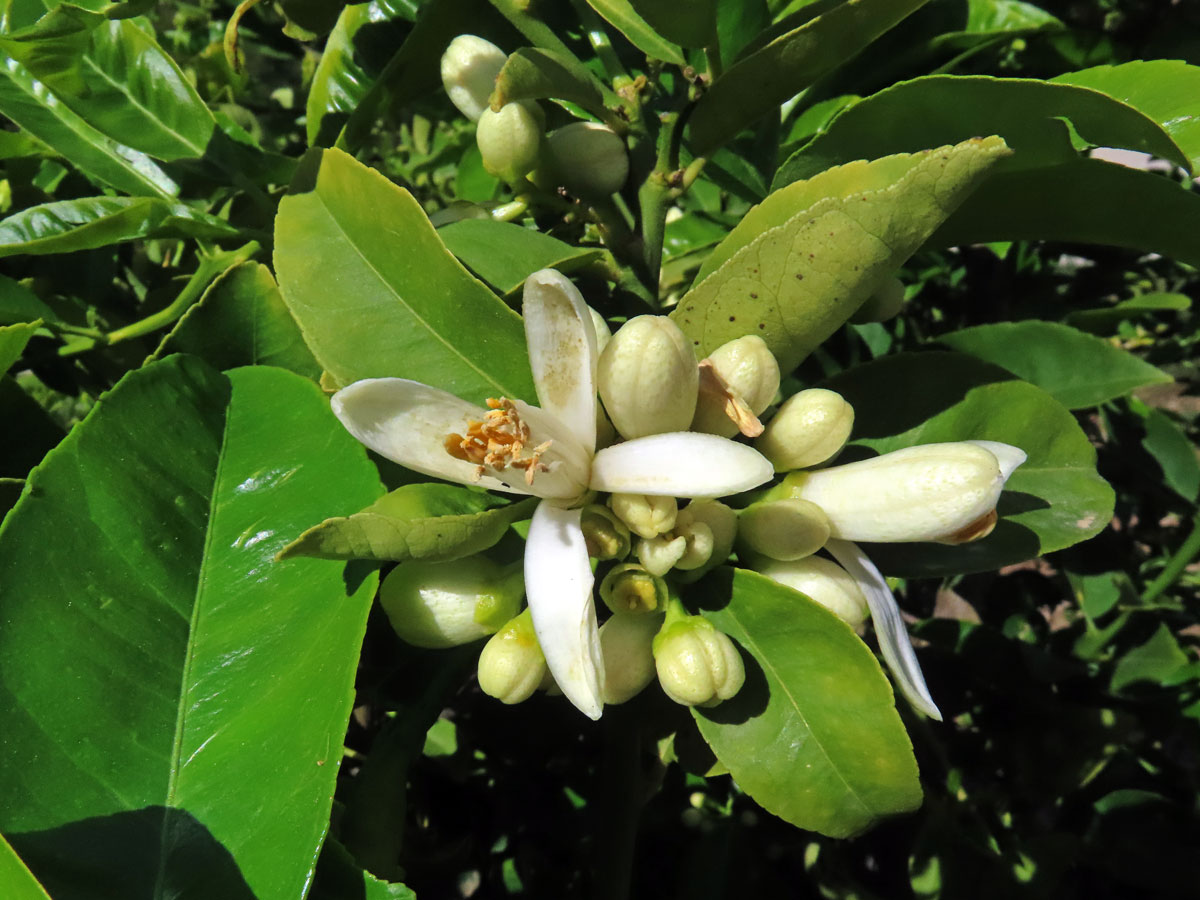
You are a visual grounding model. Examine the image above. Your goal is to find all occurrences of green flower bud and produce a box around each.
[544,122,630,198]
[693,336,781,438]
[598,315,699,439]
[477,609,547,704]
[653,610,745,707]
[609,492,677,539]
[850,276,905,324]
[440,35,507,122]
[477,101,542,182]
[755,556,869,627]
[637,534,687,576]
[379,558,523,649]
[738,498,831,561]
[600,612,663,704]
[581,504,631,560]
[755,388,854,472]
[672,500,737,582]
[600,563,668,615]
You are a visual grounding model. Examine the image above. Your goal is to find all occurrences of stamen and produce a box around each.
[443,397,553,484]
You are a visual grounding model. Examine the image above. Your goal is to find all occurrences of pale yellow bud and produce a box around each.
[609,492,677,539]
[850,276,905,324]
[477,609,547,704]
[755,388,854,472]
[580,504,631,561]
[379,558,523,649]
[637,534,687,576]
[674,520,713,571]
[673,500,737,582]
[600,612,663,704]
[544,122,630,198]
[440,35,507,122]
[692,336,781,438]
[598,315,699,439]
[756,556,869,626]
[600,563,668,615]
[738,498,830,561]
[653,616,745,707]
[477,101,542,182]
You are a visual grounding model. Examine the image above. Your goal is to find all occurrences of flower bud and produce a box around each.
[589,306,612,356]
[755,388,854,472]
[477,101,542,182]
[692,336,780,438]
[637,534,687,576]
[600,612,663,704]
[850,276,905,324]
[609,492,677,539]
[379,558,523,649]
[738,498,830,561]
[598,315,699,439]
[440,35,507,122]
[674,520,713,571]
[544,122,630,198]
[755,556,869,626]
[785,441,1027,543]
[673,499,737,582]
[477,609,547,704]
[581,504,631,560]
[600,563,668,615]
[653,614,745,707]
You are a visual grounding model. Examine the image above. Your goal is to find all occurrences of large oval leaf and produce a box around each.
[437,219,601,295]
[0,356,384,900]
[0,320,39,374]
[274,148,535,401]
[820,352,1115,576]
[693,568,922,838]
[584,0,685,65]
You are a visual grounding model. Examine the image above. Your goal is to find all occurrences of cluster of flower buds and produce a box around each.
[441,35,629,195]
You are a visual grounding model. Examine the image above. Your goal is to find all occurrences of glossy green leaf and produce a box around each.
[279,483,538,563]
[930,159,1200,268]
[715,0,770,66]
[672,137,1009,370]
[688,0,931,156]
[0,833,51,900]
[1064,292,1191,334]
[437,219,602,294]
[584,0,685,64]
[0,274,56,325]
[0,320,39,374]
[627,0,715,47]
[1,9,216,161]
[693,568,921,838]
[0,356,383,900]
[307,3,374,147]
[311,838,416,900]
[965,0,1061,32]
[154,263,321,380]
[774,74,1191,189]
[1137,406,1200,503]
[0,196,238,258]
[0,57,177,197]
[1053,61,1200,171]
[491,47,611,121]
[275,148,535,400]
[1111,625,1190,693]
[936,321,1171,410]
[820,351,1115,577]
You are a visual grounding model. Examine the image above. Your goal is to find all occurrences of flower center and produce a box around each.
[444,397,553,486]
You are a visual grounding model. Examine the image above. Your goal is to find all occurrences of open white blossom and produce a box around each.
[331,269,773,720]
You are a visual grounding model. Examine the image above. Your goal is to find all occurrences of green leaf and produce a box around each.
[422,717,458,757]
[0,196,238,258]
[0,833,52,900]
[1064,292,1192,334]
[1053,61,1200,171]
[1137,406,1200,503]
[672,137,1009,370]
[627,0,715,47]
[584,0,685,64]
[0,320,39,374]
[306,3,375,147]
[820,352,1115,577]
[1,9,216,161]
[491,47,612,121]
[965,0,1062,32]
[275,148,535,400]
[936,321,1171,410]
[0,56,177,197]
[437,218,602,295]
[310,836,416,900]
[0,274,56,325]
[280,0,350,36]
[774,74,1191,189]
[930,159,1200,268]
[715,0,770,66]
[154,262,321,380]
[0,356,383,899]
[279,483,538,563]
[688,0,932,156]
[693,568,921,838]
[1111,624,1190,693]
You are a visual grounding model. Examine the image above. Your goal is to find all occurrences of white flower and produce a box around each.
[331,269,773,720]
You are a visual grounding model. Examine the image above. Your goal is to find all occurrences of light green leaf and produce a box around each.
[0,321,40,374]
[688,0,931,156]
[422,718,458,757]
[0,833,51,900]
[1053,61,1200,171]
[819,352,1115,577]
[693,568,921,838]
[1064,292,1191,334]
[0,274,56,325]
[965,0,1062,33]
[279,483,537,562]
[0,356,383,900]
[1111,625,1190,693]
[936,321,1171,410]
[1137,405,1200,503]
[584,0,685,64]
[672,137,1009,370]
[154,262,321,380]
[274,148,535,400]
[491,47,613,121]
[0,196,238,258]
[306,3,375,147]
[437,219,602,295]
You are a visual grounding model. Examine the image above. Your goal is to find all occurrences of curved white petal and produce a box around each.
[825,539,942,721]
[590,432,774,498]
[511,400,592,501]
[523,269,597,453]
[525,503,604,719]
[331,378,529,495]
[966,440,1027,480]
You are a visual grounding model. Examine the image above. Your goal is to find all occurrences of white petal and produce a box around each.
[525,503,604,720]
[966,440,1027,480]
[523,269,597,453]
[825,539,942,721]
[331,378,529,495]
[511,400,592,501]
[590,432,774,498]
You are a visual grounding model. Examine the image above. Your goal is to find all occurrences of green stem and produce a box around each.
[635,112,685,300]
[704,44,723,80]
[1141,510,1200,603]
